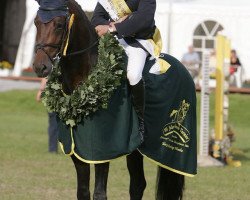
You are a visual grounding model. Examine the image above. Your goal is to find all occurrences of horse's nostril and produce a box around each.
[33,63,49,77]
[42,64,47,73]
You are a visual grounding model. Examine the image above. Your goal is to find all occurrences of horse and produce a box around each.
[33,0,193,199]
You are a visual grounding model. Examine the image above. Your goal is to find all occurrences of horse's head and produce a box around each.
[33,0,98,93]
[33,15,67,77]
[33,0,71,77]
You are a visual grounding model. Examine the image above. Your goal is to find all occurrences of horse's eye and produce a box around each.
[56,23,64,30]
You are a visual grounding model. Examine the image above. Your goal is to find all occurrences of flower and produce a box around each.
[0,61,13,69]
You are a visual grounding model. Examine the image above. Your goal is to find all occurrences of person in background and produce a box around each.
[36,78,59,153]
[230,49,241,75]
[181,45,201,83]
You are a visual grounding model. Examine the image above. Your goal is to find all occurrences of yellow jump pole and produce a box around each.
[215,34,225,142]
[214,36,241,166]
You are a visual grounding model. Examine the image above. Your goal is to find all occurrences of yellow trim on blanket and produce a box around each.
[59,128,74,156]
[60,143,129,164]
[59,139,196,175]
[59,142,66,154]
[73,152,111,164]
[138,150,196,177]
[70,128,75,155]
[59,127,130,164]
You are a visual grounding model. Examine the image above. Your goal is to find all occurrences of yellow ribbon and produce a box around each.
[63,14,75,56]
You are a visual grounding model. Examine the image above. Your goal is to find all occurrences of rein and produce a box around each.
[35,11,98,63]
[65,39,99,57]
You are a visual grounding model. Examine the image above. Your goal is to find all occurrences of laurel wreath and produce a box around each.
[41,34,126,127]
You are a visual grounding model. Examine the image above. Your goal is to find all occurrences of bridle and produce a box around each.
[35,6,98,65]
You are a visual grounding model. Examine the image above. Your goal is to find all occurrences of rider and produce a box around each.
[91,0,157,139]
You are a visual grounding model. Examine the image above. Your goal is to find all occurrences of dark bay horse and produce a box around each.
[33,0,185,199]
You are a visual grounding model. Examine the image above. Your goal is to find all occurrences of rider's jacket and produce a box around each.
[91,0,156,40]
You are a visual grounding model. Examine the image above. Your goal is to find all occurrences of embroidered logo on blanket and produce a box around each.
[161,100,191,153]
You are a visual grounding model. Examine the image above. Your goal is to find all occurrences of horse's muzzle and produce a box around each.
[33,63,52,78]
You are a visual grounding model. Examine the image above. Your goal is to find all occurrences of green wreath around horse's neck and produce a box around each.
[41,34,126,127]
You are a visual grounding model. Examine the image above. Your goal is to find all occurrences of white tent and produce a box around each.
[12,0,39,76]
[155,0,250,80]
[12,0,250,81]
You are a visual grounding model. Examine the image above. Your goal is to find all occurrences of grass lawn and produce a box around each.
[0,90,250,200]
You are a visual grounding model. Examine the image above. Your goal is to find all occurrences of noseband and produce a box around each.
[35,42,64,63]
[35,7,98,64]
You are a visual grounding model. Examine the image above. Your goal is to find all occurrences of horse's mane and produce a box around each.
[67,0,97,38]
[68,0,88,20]
[60,0,98,94]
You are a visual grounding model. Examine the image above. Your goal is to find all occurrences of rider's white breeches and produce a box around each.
[118,39,148,86]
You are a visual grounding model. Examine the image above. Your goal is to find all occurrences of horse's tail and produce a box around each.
[155,166,185,200]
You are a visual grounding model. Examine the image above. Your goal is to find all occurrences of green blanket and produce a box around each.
[58,53,197,176]
[58,81,141,163]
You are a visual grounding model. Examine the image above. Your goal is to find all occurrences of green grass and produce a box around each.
[0,90,250,199]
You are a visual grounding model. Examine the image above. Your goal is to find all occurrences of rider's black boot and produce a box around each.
[131,79,145,143]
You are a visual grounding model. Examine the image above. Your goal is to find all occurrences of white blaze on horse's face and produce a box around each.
[33,15,66,77]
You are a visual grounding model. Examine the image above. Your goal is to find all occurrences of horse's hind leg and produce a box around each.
[126,150,146,200]
[156,167,185,200]
[93,162,110,200]
[71,155,91,200]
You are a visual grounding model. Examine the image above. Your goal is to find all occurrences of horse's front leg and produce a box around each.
[126,150,146,200]
[93,162,110,200]
[71,155,91,200]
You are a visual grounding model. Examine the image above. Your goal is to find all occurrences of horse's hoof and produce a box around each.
[93,194,107,200]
